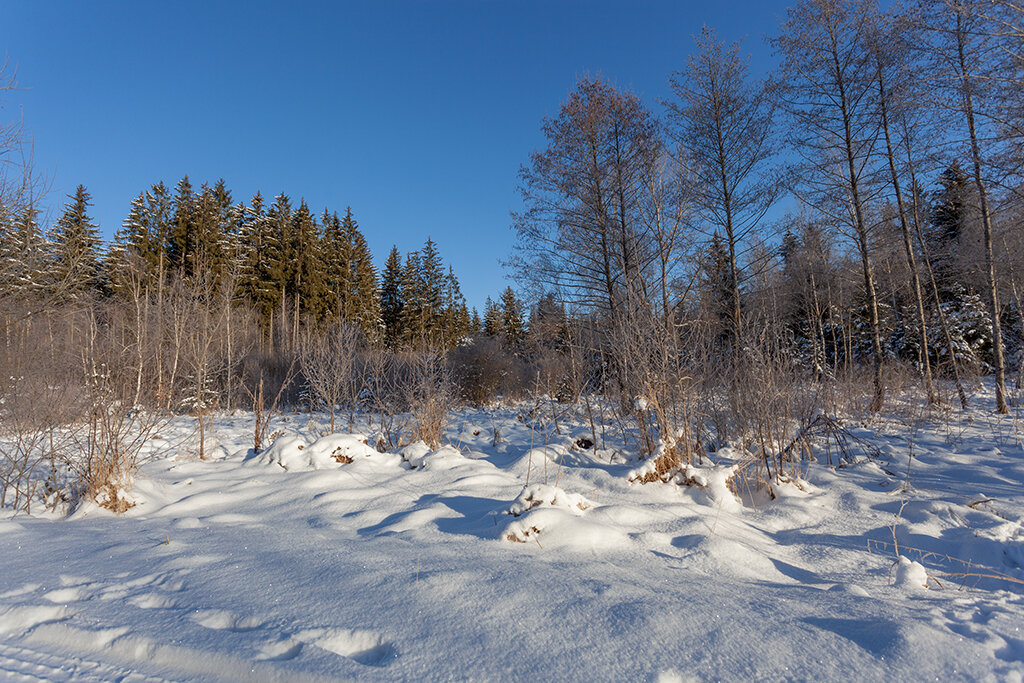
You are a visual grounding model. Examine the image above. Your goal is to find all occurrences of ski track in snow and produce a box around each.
[1,387,1024,681]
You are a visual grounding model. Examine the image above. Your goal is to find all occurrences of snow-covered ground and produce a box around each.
[2,388,1024,681]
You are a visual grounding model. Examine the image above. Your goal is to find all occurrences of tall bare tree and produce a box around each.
[511,77,662,322]
[774,0,888,411]
[869,11,939,404]
[918,0,1011,412]
[665,28,779,353]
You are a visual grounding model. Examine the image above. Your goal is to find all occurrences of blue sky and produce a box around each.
[2,1,788,310]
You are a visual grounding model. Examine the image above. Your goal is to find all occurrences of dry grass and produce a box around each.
[410,396,449,449]
[629,445,684,484]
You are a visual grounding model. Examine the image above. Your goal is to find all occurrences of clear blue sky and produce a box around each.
[2,0,788,311]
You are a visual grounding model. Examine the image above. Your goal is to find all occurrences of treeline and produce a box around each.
[1,179,477,352]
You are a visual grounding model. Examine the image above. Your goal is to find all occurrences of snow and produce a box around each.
[1,385,1024,680]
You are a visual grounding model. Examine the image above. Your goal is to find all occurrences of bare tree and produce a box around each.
[299,321,362,432]
[665,27,779,353]
[868,11,939,404]
[511,77,662,322]
[774,0,889,412]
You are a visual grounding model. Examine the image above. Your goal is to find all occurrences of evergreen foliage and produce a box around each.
[50,185,103,296]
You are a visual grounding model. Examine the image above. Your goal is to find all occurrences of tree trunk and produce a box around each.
[876,60,937,404]
[956,10,1009,413]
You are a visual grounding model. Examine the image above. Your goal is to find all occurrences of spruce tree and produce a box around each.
[419,238,445,342]
[528,293,567,349]
[239,192,280,327]
[321,210,351,319]
[500,286,525,347]
[380,245,404,348]
[50,185,103,296]
[194,183,228,281]
[400,249,425,346]
[168,176,197,275]
[263,193,295,338]
[442,265,470,346]
[483,297,502,337]
[0,204,48,295]
[343,208,381,339]
[927,161,970,295]
[290,199,327,321]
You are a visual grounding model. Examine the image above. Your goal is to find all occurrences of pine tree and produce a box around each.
[380,245,404,348]
[50,185,103,296]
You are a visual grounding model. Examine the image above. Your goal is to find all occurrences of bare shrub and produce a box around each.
[406,352,453,449]
[70,371,163,513]
[299,321,363,431]
[449,336,528,406]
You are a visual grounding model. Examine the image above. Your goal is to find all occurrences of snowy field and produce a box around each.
[2,388,1024,681]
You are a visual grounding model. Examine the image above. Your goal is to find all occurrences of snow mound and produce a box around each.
[400,442,468,470]
[502,507,629,551]
[892,556,930,591]
[245,433,377,471]
[400,441,432,469]
[508,484,592,517]
[306,433,378,464]
[629,457,741,511]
